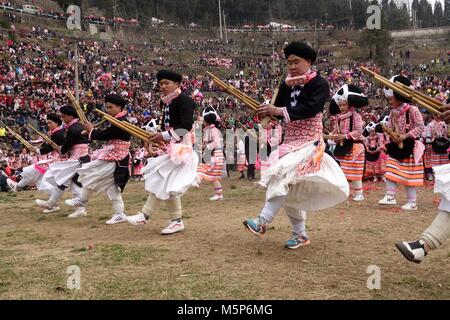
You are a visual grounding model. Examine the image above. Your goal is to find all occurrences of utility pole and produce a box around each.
[272,40,275,75]
[74,40,80,104]
[113,0,118,30]
[218,0,223,40]
[223,10,228,43]
[349,0,353,30]
[313,19,317,49]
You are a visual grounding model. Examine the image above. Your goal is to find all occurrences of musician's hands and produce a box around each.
[149,133,164,143]
[257,104,283,118]
[335,134,346,142]
[81,122,94,134]
[438,103,450,124]
[397,134,409,143]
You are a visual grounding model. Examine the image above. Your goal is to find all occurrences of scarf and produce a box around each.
[63,118,79,130]
[115,110,127,119]
[337,107,356,121]
[161,88,182,105]
[285,70,317,87]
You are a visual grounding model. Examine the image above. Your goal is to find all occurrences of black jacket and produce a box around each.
[90,115,131,142]
[39,129,65,156]
[275,75,330,122]
[161,92,195,139]
[60,122,89,155]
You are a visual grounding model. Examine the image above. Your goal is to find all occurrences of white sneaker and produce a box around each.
[126,212,149,226]
[161,219,185,235]
[353,194,365,202]
[65,198,85,208]
[209,194,224,201]
[6,178,18,192]
[378,195,397,205]
[43,206,60,214]
[106,213,127,225]
[373,177,379,182]
[68,208,87,218]
[35,199,52,210]
[401,202,418,211]
[396,240,427,264]
[255,181,267,189]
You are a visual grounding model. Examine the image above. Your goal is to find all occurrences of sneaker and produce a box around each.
[43,206,60,214]
[395,240,427,264]
[426,174,434,181]
[401,202,418,211]
[106,213,127,225]
[285,235,311,249]
[373,177,379,182]
[378,195,397,205]
[255,181,267,189]
[161,219,185,235]
[35,199,52,210]
[209,194,223,201]
[6,178,18,192]
[65,198,85,208]
[126,212,149,226]
[243,218,267,238]
[353,194,365,202]
[68,208,87,218]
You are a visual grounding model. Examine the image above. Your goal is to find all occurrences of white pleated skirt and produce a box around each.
[433,164,450,201]
[76,160,116,193]
[262,143,350,211]
[20,165,44,187]
[40,160,82,189]
[142,151,199,200]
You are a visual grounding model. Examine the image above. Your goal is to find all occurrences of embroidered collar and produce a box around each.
[338,107,355,120]
[161,88,182,105]
[285,69,317,87]
[64,118,79,130]
[49,126,63,135]
[115,110,127,119]
[203,124,215,132]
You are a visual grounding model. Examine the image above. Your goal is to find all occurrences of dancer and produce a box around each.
[243,42,349,249]
[126,70,198,235]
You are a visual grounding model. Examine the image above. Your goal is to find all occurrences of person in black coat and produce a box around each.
[127,70,198,235]
[65,94,132,225]
[7,113,65,192]
[35,106,90,216]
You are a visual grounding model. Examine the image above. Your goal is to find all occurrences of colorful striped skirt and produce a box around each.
[385,155,424,187]
[430,151,449,168]
[197,150,225,182]
[334,143,365,181]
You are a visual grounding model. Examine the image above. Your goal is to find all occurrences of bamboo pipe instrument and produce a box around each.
[6,126,38,153]
[360,66,442,115]
[92,109,163,148]
[207,72,279,124]
[66,87,89,124]
[26,124,61,152]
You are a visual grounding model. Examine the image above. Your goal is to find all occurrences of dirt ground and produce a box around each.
[0,173,449,300]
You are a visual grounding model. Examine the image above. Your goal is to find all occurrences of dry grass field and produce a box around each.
[0,174,449,300]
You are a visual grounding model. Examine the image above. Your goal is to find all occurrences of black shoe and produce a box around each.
[395,240,427,264]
